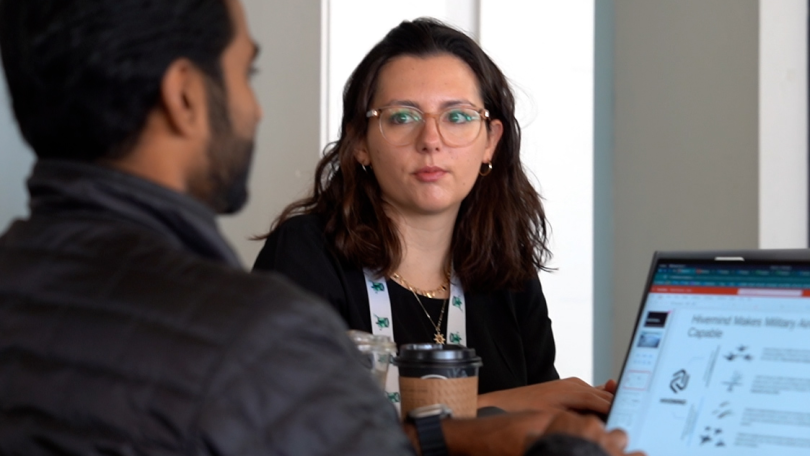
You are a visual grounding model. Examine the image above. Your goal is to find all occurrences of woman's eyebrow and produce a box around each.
[381,100,419,108]
[439,99,476,109]
[381,99,477,109]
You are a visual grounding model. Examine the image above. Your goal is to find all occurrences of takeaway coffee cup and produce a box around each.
[394,343,483,419]
[347,330,397,389]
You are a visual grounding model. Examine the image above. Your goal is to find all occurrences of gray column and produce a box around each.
[219,0,324,266]
[611,0,759,375]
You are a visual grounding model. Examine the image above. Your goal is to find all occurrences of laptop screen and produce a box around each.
[606,253,810,455]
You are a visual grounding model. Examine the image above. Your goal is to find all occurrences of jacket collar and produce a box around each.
[27,160,242,268]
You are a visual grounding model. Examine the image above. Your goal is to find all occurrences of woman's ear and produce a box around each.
[353,141,371,167]
[483,119,504,163]
[160,58,208,139]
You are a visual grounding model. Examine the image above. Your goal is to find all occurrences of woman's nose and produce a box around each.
[415,116,442,152]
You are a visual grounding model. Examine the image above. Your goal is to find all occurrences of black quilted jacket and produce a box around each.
[0,160,412,456]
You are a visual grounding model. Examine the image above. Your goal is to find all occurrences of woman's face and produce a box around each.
[354,54,503,220]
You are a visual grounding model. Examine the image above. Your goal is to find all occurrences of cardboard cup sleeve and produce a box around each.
[399,376,478,419]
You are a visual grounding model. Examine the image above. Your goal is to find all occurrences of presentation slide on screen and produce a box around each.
[608,287,810,455]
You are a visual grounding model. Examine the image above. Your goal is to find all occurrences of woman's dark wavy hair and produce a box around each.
[0,0,233,161]
[272,18,551,292]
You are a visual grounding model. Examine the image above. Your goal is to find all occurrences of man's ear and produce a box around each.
[160,58,208,138]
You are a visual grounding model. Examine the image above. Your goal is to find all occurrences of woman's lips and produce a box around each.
[414,166,446,182]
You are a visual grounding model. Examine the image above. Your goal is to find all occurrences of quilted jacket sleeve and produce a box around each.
[193,273,415,456]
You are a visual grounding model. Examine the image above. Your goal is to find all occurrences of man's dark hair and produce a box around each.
[0,0,234,161]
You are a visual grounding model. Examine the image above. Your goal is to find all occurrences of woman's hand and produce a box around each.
[477,377,615,416]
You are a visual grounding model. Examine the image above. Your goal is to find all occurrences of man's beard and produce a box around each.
[197,78,255,214]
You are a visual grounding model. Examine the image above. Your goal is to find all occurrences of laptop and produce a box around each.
[606,250,810,455]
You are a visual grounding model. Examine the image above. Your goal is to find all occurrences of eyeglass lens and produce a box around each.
[378,107,484,147]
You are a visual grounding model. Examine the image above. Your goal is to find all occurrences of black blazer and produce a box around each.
[254,214,560,395]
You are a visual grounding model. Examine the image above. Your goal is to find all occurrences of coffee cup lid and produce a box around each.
[394,343,482,366]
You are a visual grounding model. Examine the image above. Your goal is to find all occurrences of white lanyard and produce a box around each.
[363,269,467,410]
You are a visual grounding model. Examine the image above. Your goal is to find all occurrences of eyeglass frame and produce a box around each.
[365,104,491,147]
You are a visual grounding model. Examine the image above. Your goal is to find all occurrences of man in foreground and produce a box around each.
[0,0,638,455]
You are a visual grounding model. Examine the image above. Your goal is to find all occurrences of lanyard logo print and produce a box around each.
[363,269,466,411]
[373,314,390,329]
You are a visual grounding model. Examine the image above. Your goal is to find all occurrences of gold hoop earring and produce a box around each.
[479,162,493,177]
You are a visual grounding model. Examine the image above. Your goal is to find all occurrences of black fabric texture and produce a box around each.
[0,161,414,456]
[253,214,560,394]
[525,434,611,456]
[27,160,241,268]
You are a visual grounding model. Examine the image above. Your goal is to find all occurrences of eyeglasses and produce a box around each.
[366,105,490,147]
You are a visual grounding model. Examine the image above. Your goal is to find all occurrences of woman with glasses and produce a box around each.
[253,18,613,416]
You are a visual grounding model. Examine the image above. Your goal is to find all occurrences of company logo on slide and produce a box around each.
[670,369,689,393]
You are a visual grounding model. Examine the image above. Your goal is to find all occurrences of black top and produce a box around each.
[0,161,413,456]
[253,214,560,394]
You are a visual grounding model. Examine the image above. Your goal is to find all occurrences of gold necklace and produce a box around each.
[408,289,448,344]
[390,272,449,299]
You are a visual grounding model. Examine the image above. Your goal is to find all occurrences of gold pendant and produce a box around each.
[434,332,445,344]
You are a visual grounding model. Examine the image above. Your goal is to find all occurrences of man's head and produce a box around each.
[0,0,262,213]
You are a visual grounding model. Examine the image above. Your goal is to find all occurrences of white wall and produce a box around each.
[0,71,34,234]
[480,0,596,382]
[759,0,808,248]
